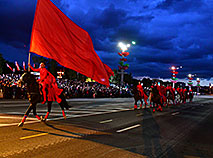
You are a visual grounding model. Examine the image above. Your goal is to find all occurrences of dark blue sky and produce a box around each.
[0,0,213,79]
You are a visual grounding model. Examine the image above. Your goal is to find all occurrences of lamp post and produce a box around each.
[170,66,182,88]
[117,41,135,86]
[57,70,64,79]
[188,74,195,90]
[196,78,200,94]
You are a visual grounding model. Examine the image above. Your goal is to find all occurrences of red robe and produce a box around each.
[137,84,148,105]
[137,84,145,97]
[30,65,63,103]
[167,86,175,99]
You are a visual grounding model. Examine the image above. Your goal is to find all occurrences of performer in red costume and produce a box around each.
[28,63,63,104]
[136,81,148,108]
[154,82,166,106]
[166,84,175,104]
[159,83,167,106]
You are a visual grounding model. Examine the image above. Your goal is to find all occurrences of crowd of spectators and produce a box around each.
[0,74,27,99]
[0,74,132,99]
[58,79,132,98]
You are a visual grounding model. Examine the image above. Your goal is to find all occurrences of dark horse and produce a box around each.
[132,87,149,110]
[18,72,70,127]
[187,90,194,102]
[150,86,163,112]
[166,89,175,106]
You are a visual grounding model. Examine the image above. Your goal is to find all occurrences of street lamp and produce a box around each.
[57,70,64,79]
[187,74,195,90]
[132,41,136,45]
[117,42,131,86]
[170,66,182,88]
[196,78,200,94]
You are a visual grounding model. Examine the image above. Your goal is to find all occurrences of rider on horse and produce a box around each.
[28,62,63,104]
[137,81,148,106]
[166,84,175,105]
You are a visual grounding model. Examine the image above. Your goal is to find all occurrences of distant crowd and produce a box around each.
[0,74,132,99]
[0,74,27,99]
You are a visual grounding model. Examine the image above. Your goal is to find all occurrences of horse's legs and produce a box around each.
[32,104,41,120]
[18,103,40,127]
[59,93,70,110]
[59,102,67,119]
[140,99,143,109]
[144,95,148,106]
[134,98,138,110]
[43,101,52,120]
[163,95,167,107]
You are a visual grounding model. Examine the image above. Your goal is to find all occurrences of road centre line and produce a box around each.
[100,119,113,124]
[116,124,141,133]
[20,133,48,140]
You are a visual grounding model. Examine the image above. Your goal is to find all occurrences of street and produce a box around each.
[0,96,213,158]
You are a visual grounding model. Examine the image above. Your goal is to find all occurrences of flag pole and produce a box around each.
[28,52,31,72]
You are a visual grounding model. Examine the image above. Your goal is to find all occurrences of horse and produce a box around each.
[132,87,149,110]
[150,86,163,112]
[17,72,70,127]
[166,89,175,106]
[187,90,194,102]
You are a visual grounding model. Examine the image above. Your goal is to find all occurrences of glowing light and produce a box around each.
[197,78,200,81]
[118,42,130,52]
[188,74,192,78]
[132,41,136,45]
[171,66,176,70]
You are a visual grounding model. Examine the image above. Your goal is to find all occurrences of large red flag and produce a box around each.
[30,0,112,86]
[103,63,114,78]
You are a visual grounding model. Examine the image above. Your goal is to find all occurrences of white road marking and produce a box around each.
[0,120,39,127]
[0,116,36,120]
[172,112,180,116]
[100,119,113,124]
[116,124,141,133]
[0,105,131,127]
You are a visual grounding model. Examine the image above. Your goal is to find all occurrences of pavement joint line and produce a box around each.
[136,113,143,117]
[184,155,201,158]
[20,133,48,140]
[116,124,141,133]
[171,112,180,116]
[99,119,113,124]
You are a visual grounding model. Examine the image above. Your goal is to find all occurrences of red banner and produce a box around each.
[30,0,111,86]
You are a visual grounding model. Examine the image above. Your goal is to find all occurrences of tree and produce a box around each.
[32,55,48,68]
[49,59,57,77]
[0,53,6,74]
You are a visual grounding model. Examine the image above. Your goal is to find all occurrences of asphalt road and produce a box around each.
[0,96,213,158]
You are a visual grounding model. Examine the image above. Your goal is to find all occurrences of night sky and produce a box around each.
[0,0,213,84]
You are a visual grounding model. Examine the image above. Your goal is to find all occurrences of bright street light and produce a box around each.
[118,42,131,52]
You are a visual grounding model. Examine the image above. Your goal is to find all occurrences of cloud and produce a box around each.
[156,0,204,13]
[0,0,213,80]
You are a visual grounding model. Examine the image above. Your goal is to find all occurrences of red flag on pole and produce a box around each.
[6,63,13,71]
[23,61,26,71]
[29,0,111,86]
[15,61,20,71]
[103,63,114,78]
